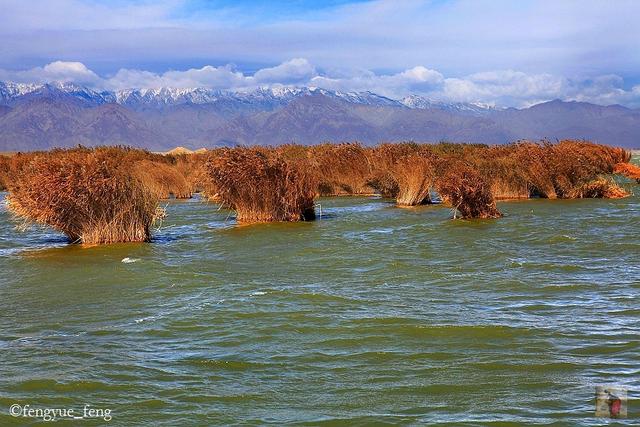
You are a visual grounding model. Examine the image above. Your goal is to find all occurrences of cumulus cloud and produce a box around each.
[253,58,316,84]
[0,61,101,86]
[1,0,640,80]
[1,59,640,108]
[309,66,444,98]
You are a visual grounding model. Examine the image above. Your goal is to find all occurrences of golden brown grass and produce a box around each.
[456,140,629,200]
[393,153,435,206]
[0,155,10,191]
[172,150,220,198]
[435,160,502,219]
[614,162,640,182]
[2,140,630,234]
[133,160,192,199]
[203,147,316,222]
[307,143,373,196]
[5,147,162,244]
[567,176,629,199]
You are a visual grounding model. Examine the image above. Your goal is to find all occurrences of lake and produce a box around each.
[0,175,638,424]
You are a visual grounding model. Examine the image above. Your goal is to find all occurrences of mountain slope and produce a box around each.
[0,82,638,150]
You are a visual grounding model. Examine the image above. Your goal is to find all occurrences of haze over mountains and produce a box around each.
[0,81,638,151]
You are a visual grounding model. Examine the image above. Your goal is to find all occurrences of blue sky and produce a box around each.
[1,0,639,107]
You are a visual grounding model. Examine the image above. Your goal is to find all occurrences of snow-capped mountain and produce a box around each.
[1,80,638,151]
[0,81,489,114]
[401,94,499,114]
[0,81,115,105]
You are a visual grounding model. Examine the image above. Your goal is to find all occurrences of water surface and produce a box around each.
[0,178,638,425]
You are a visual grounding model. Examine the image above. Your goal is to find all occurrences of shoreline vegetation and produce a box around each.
[0,140,635,244]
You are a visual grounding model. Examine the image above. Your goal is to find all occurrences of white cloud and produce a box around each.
[439,71,566,106]
[1,59,640,108]
[309,66,444,98]
[1,0,640,80]
[0,60,101,86]
[253,58,316,84]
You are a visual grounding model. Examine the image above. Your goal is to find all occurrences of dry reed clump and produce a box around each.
[540,141,626,198]
[567,176,629,199]
[0,155,10,191]
[487,140,630,200]
[132,160,192,199]
[435,160,502,219]
[392,153,436,206]
[614,162,640,183]
[203,147,316,222]
[364,143,421,198]
[508,142,558,198]
[308,143,373,196]
[5,147,161,244]
[173,150,213,195]
[467,145,531,200]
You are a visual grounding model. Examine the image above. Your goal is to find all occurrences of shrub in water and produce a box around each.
[393,153,435,206]
[204,148,316,222]
[614,162,640,183]
[133,160,192,199]
[567,176,629,199]
[308,143,373,195]
[0,155,10,191]
[436,161,502,219]
[6,147,161,244]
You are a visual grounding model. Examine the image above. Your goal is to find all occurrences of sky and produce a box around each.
[1,0,639,107]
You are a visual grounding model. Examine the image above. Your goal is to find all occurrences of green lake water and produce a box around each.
[0,177,638,425]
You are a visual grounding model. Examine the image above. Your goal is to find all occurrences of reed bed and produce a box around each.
[435,160,502,219]
[0,155,10,191]
[365,143,421,199]
[393,153,436,206]
[133,160,192,199]
[567,176,629,199]
[455,140,629,200]
[173,151,214,195]
[5,147,162,244]
[614,162,640,183]
[307,143,373,196]
[203,147,316,222]
[1,141,631,241]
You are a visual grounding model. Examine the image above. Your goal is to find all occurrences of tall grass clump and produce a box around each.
[540,141,630,198]
[6,147,162,244]
[0,155,10,191]
[308,143,373,196]
[203,147,316,222]
[479,140,631,200]
[133,160,192,199]
[393,153,436,206]
[173,150,213,194]
[364,143,421,198]
[614,162,640,183]
[435,161,502,219]
[567,176,629,199]
[467,145,531,200]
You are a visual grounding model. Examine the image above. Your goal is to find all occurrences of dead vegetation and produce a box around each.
[5,147,162,244]
[0,155,10,191]
[614,162,640,183]
[567,176,629,199]
[435,160,502,219]
[307,143,374,196]
[393,153,436,206]
[0,141,631,242]
[133,160,192,199]
[202,147,316,222]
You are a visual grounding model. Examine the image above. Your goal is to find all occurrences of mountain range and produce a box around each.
[0,81,638,151]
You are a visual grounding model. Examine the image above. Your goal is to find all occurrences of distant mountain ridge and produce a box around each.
[0,81,638,151]
[0,81,498,113]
